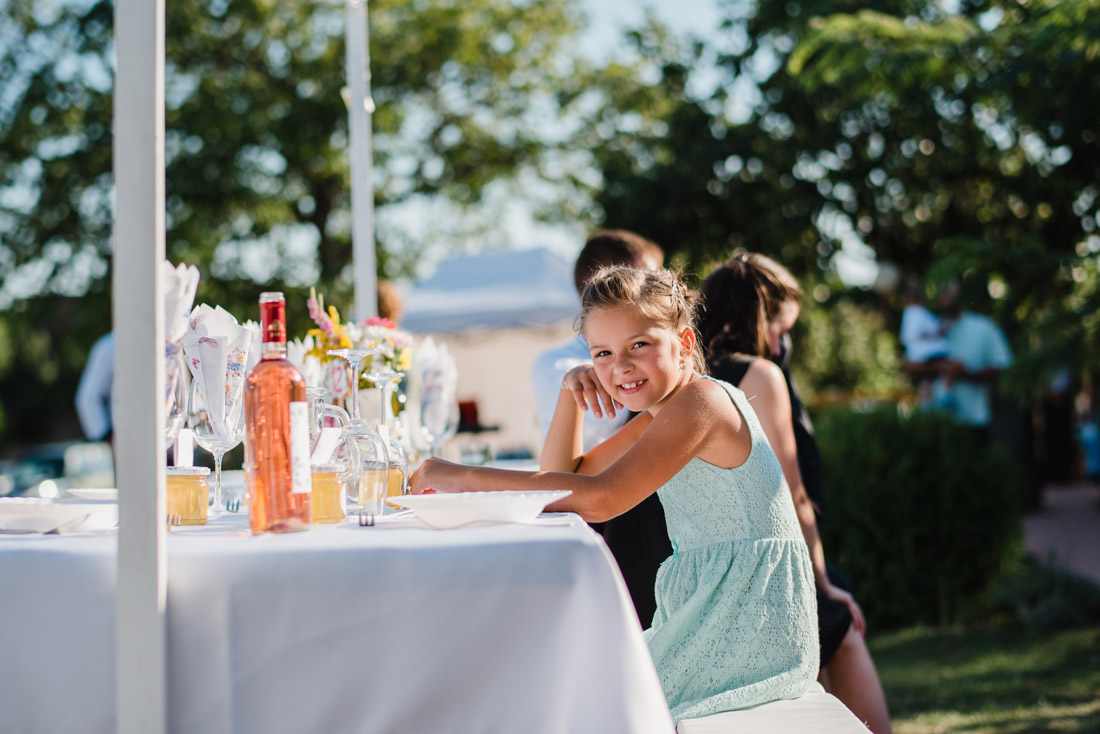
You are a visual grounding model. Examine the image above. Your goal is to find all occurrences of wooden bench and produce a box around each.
[676,683,871,734]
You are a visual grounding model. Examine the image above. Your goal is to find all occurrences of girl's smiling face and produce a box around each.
[585,305,693,415]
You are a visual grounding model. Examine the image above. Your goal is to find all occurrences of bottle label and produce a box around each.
[289,401,311,494]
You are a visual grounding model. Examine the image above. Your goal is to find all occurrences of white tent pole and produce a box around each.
[346,0,378,320]
[113,0,168,730]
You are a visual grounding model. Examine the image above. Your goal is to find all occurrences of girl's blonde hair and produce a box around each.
[578,266,706,374]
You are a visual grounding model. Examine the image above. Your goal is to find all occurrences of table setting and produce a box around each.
[0,493,673,734]
[0,262,675,734]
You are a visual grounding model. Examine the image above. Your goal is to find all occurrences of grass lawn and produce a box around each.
[870,626,1100,733]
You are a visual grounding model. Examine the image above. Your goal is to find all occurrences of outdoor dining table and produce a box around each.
[0,509,675,734]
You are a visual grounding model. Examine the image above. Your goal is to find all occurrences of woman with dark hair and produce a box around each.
[697,251,891,734]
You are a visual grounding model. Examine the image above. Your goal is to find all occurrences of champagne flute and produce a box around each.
[188,380,245,513]
[363,369,408,499]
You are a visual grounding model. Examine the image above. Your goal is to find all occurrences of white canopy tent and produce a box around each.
[112,1,377,731]
[402,248,580,334]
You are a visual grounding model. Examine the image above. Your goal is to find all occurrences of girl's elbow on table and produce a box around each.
[558,484,624,524]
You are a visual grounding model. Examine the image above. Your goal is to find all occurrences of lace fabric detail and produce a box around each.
[646,377,819,722]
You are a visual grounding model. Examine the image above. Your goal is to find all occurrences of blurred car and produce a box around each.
[0,441,115,498]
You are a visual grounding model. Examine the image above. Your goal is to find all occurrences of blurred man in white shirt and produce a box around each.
[75,332,115,442]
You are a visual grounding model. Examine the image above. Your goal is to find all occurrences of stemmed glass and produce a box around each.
[422,391,460,458]
[187,380,245,513]
[363,369,408,498]
[326,348,390,517]
[164,351,187,443]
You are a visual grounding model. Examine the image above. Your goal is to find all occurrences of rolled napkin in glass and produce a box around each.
[163,260,201,435]
[163,260,201,344]
[183,304,253,445]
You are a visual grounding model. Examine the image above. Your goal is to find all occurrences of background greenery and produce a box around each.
[815,406,1026,629]
[872,625,1100,734]
[2,0,1098,455]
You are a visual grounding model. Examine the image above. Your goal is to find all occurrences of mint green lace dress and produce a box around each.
[644,377,819,722]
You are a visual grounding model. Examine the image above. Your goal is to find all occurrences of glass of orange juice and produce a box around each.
[310,464,352,524]
[166,466,210,526]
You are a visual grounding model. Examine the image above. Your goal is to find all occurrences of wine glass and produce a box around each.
[363,369,408,499]
[164,351,187,443]
[423,392,460,458]
[187,380,245,513]
[327,348,390,517]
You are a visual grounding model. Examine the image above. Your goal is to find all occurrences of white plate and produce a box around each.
[66,488,118,502]
[0,497,119,533]
[386,490,572,529]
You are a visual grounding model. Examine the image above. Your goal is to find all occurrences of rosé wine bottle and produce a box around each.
[245,292,311,533]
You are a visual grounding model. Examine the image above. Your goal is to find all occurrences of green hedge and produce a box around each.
[815,406,1025,630]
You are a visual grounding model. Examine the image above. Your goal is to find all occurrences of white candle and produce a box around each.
[173,428,194,467]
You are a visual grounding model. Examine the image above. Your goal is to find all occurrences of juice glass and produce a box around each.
[166,466,210,526]
[311,463,354,524]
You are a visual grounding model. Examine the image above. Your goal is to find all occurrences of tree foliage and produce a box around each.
[583,0,1100,395]
[0,0,590,447]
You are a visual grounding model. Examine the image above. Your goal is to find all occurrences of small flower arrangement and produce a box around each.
[305,288,414,394]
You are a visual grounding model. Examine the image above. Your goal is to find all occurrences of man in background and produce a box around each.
[908,279,1013,438]
[75,331,115,444]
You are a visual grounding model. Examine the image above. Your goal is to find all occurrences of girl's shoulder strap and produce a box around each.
[698,374,766,442]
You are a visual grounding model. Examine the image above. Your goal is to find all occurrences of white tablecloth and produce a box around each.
[0,513,674,734]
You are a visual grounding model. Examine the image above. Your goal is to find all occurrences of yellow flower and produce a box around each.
[395,349,412,371]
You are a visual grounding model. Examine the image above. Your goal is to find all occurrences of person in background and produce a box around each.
[75,331,115,444]
[696,251,891,734]
[907,279,1013,438]
[899,277,960,411]
[530,229,669,626]
[377,280,404,325]
[414,266,819,722]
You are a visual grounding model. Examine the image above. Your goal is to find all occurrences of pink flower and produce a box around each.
[308,289,340,343]
[364,316,396,329]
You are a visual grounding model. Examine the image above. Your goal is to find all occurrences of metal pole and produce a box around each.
[113,0,167,730]
[346,0,378,320]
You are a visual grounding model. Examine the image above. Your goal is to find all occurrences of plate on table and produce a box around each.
[66,488,118,502]
[0,497,119,533]
[386,490,572,529]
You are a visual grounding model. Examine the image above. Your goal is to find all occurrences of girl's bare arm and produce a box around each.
[410,379,743,523]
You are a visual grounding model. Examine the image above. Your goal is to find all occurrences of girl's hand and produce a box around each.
[823,583,866,635]
[562,364,622,420]
[408,458,464,494]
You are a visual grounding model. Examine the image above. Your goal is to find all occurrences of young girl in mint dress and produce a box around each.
[410,266,818,722]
